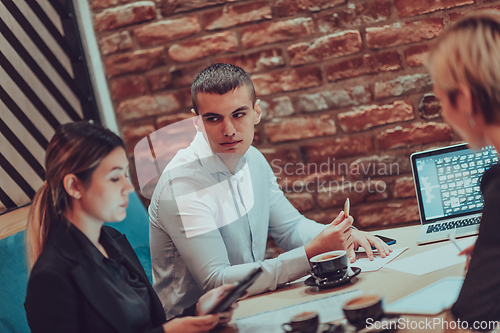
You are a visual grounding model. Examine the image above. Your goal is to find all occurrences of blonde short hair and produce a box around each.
[427,10,500,123]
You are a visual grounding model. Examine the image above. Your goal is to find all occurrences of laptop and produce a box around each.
[411,143,498,244]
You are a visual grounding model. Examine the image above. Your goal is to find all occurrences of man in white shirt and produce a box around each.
[149,63,391,318]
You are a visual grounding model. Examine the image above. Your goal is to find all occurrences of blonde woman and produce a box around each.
[427,10,500,330]
[25,121,235,333]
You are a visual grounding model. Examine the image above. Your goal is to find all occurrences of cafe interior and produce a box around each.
[1,0,500,332]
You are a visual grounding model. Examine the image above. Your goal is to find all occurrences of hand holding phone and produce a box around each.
[207,267,263,314]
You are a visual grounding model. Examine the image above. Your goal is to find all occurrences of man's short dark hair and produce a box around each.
[191,63,257,114]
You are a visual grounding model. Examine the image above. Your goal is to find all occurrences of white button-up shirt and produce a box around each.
[149,132,325,319]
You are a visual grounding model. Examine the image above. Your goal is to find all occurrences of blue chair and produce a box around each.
[0,192,150,333]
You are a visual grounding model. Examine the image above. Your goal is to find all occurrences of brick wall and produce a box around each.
[89,0,500,232]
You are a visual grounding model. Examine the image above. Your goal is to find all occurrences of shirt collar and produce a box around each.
[69,222,124,264]
[191,132,248,179]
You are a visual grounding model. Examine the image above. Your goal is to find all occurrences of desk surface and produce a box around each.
[227,225,467,333]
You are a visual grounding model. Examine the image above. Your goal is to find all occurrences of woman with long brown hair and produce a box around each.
[25,121,234,333]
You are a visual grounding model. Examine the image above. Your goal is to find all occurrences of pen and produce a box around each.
[449,234,462,252]
[344,198,350,218]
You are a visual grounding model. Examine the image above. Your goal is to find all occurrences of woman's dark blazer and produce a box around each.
[25,221,167,333]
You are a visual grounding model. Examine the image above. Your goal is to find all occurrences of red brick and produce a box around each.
[285,193,314,212]
[133,16,200,46]
[376,122,453,150]
[158,0,223,16]
[217,49,285,73]
[288,30,362,66]
[105,47,166,78]
[116,93,181,121]
[276,168,343,193]
[273,0,345,17]
[405,44,430,67]
[168,31,238,62]
[419,93,442,120]
[356,200,419,227]
[110,75,147,100]
[252,67,322,95]
[317,0,391,34]
[156,113,193,129]
[98,31,132,55]
[260,96,294,120]
[349,154,411,179]
[326,51,401,82]
[89,0,132,10]
[122,123,155,145]
[338,100,414,133]
[253,127,262,146]
[302,136,374,163]
[241,18,315,49]
[394,176,416,198]
[146,63,208,91]
[395,0,474,18]
[261,148,301,167]
[177,88,193,107]
[94,1,156,32]
[317,179,389,209]
[297,85,371,113]
[366,18,444,49]
[264,114,337,143]
[374,74,432,100]
[450,5,500,22]
[202,1,272,30]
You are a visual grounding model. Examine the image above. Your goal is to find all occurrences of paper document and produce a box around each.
[385,237,476,275]
[353,247,408,272]
[236,290,362,333]
[386,277,464,315]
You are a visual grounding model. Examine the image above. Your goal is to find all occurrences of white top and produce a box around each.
[149,132,326,319]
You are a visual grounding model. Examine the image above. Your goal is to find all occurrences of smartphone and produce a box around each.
[372,235,396,249]
[208,267,263,314]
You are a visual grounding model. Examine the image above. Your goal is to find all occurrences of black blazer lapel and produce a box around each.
[70,260,133,333]
[50,222,132,333]
[113,233,166,325]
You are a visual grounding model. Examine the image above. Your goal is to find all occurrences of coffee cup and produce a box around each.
[342,294,384,330]
[281,311,319,333]
[310,250,349,281]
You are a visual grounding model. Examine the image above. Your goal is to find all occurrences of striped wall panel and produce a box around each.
[0,0,100,214]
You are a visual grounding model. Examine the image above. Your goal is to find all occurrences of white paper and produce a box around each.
[353,247,408,272]
[385,277,464,315]
[385,237,476,275]
[236,290,362,333]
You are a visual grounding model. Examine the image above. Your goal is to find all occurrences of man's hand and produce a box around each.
[305,211,353,261]
[351,231,392,262]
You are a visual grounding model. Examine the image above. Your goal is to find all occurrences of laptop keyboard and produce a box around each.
[426,216,481,234]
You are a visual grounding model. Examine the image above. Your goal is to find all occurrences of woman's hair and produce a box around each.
[427,10,500,123]
[26,121,124,268]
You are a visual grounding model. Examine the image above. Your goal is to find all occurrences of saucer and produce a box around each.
[304,267,361,289]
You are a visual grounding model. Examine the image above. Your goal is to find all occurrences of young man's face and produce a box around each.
[193,85,261,157]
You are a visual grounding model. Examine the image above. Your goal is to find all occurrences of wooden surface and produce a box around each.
[0,206,29,239]
[225,225,467,332]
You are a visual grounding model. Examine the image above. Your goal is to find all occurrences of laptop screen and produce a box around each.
[411,144,498,223]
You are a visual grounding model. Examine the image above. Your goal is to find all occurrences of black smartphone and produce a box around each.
[372,235,396,249]
[208,267,263,314]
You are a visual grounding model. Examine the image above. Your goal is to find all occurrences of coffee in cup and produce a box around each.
[342,294,383,330]
[281,311,319,333]
[310,250,349,281]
